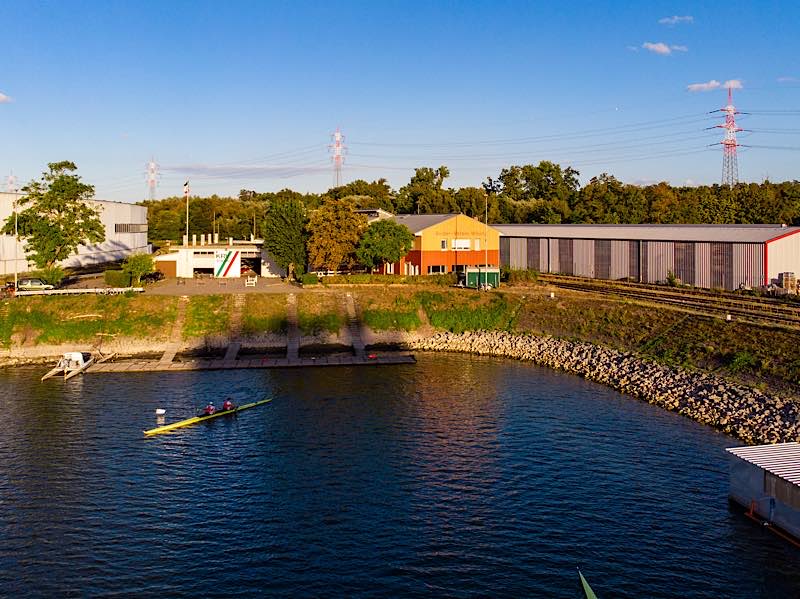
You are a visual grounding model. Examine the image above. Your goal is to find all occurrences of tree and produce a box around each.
[306,197,367,271]
[3,161,105,268]
[395,166,457,214]
[356,220,414,271]
[122,253,154,285]
[261,197,308,277]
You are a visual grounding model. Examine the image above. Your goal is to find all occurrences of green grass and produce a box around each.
[417,290,516,333]
[183,295,230,339]
[0,295,177,347]
[242,314,288,334]
[298,312,344,335]
[362,309,421,331]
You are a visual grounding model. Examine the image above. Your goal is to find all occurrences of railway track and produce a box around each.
[537,275,800,329]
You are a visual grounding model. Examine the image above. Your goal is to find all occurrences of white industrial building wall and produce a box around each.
[0,193,149,275]
[766,232,800,285]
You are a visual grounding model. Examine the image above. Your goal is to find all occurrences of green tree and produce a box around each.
[396,166,457,214]
[261,197,308,277]
[122,253,155,285]
[3,161,105,268]
[306,197,367,271]
[356,220,414,271]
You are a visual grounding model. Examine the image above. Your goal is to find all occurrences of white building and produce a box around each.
[0,192,149,275]
[154,233,286,278]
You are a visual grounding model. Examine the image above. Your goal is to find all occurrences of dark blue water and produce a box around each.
[0,353,798,597]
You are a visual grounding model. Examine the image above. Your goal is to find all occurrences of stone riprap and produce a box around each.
[410,331,799,445]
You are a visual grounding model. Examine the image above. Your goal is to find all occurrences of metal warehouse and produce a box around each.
[0,191,150,275]
[495,224,800,290]
[727,443,800,543]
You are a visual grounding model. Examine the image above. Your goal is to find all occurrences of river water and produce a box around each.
[0,353,798,597]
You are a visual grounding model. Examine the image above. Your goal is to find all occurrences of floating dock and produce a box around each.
[87,353,416,374]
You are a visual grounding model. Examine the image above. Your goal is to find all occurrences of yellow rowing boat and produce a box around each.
[144,398,272,436]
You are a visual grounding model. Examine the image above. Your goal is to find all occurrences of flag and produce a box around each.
[183,181,190,197]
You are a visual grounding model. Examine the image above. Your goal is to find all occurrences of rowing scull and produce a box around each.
[143,398,272,436]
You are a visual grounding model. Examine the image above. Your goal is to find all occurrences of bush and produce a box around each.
[122,253,155,285]
[104,269,131,287]
[301,273,319,285]
[728,351,759,373]
[34,265,65,286]
[506,269,539,284]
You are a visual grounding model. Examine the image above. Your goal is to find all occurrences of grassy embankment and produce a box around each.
[242,294,287,335]
[297,292,345,335]
[0,295,178,348]
[2,284,797,392]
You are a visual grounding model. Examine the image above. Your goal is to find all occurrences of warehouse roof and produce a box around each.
[727,442,800,487]
[494,224,800,243]
[391,214,459,233]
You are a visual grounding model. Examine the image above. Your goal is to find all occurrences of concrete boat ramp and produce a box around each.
[86,292,415,374]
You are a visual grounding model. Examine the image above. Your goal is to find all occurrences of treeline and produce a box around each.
[141,161,800,243]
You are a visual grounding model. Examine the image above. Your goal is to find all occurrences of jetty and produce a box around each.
[86,293,415,374]
[88,353,415,374]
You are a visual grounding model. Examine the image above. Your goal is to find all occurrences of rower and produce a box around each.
[222,398,235,411]
[203,402,216,415]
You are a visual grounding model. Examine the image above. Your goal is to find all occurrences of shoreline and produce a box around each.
[409,331,799,446]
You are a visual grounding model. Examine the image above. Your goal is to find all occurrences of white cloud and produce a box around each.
[687,79,743,92]
[626,45,639,52]
[659,15,694,26]
[0,93,12,104]
[642,42,688,55]
[777,76,798,83]
[687,80,721,92]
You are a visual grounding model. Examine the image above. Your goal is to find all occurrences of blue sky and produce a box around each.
[2,0,798,202]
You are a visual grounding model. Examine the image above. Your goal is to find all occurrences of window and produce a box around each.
[115,223,148,233]
[440,239,447,250]
[427,265,446,274]
[451,239,470,250]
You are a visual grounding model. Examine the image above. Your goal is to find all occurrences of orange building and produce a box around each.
[379,214,500,275]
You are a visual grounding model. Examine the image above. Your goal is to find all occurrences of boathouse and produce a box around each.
[727,442,800,542]
[495,224,800,291]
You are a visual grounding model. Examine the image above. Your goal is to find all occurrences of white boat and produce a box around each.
[41,351,96,381]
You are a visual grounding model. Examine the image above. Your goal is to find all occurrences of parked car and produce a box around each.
[17,278,55,291]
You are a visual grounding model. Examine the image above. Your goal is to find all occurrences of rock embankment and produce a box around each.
[410,331,799,445]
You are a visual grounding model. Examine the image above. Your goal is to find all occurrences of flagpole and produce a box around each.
[184,180,190,244]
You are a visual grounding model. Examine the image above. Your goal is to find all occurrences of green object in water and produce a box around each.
[578,569,598,599]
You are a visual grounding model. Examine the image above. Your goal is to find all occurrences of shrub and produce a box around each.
[104,269,131,287]
[728,351,759,373]
[301,273,319,285]
[34,265,66,286]
[122,253,155,285]
[506,269,539,284]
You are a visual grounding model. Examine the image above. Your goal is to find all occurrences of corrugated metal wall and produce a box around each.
[500,237,510,267]
[674,242,695,286]
[732,244,764,289]
[573,240,594,278]
[694,243,711,289]
[509,238,527,269]
[610,241,629,280]
[499,235,766,290]
[644,241,673,283]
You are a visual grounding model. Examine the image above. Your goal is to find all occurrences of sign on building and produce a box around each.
[214,249,241,278]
